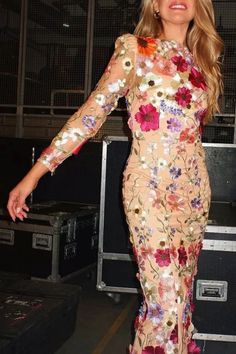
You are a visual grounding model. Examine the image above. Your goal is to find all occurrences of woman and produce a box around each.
[7,0,223,353]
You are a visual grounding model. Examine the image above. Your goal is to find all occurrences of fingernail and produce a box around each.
[16,207,21,213]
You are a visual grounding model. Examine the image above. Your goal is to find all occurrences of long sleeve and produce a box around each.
[38,33,137,172]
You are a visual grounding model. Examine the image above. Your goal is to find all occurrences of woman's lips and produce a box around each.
[169,2,187,10]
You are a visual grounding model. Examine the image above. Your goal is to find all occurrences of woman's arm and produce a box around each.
[7,34,137,221]
[38,34,137,172]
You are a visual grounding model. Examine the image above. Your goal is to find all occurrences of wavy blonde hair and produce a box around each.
[134,0,224,123]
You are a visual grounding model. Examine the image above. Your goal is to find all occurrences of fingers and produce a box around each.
[7,192,29,222]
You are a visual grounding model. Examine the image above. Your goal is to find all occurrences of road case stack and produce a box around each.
[0,201,99,282]
[97,136,236,353]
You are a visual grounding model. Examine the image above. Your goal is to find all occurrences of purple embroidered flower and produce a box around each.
[82,115,96,129]
[195,177,201,186]
[167,117,182,133]
[160,100,183,116]
[166,183,178,192]
[183,302,191,322]
[148,179,158,189]
[169,167,182,179]
[191,197,202,209]
[147,302,164,324]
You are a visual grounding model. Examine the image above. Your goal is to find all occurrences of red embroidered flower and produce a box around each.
[154,248,171,267]
[178,245,188,266]
[142,346,165,354]
[135,104,160,132]
[170,324,178,344]
[179,128,195,144]
[189,67,207,90]
[171,55,188,72]
[137,36,157,56]
[187,340,201,354]
[175,87,192,107]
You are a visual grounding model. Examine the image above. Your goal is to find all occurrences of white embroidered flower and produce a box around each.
[150,95,159,108]
[145,58,154,68]
[55,128,84,147]
[147,142,158,153]
[140,156,148,169]
[166,340,176,353]
[95,93,105,106]
[191,93,197,101]
[157,158,167,169]
[148,189,156,202]
[185,81,193,90]
[108,79,126,93]
[172,73,181,82]
[122,57,133,72]
[139,72,163,92]
[136,67,143,77]
[141,210,147,225]
[165,87,176,95]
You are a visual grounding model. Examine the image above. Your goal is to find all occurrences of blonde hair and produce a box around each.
[134,0,224,123]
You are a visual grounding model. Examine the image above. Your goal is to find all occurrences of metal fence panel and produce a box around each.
[0,0,21,112]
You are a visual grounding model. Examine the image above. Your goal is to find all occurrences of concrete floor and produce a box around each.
[55,270,139,354]
[54,268,236,354]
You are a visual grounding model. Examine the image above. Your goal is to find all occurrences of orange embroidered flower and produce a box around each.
[137,36,157,56]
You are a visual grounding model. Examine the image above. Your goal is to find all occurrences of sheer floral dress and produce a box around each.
[38,34,211,354]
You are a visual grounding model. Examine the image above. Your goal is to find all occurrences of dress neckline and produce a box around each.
[157,38,191,55]
[161,38,187,47]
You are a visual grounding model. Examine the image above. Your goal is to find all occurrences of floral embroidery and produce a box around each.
[154,248,171,267]
[171,55,188,72]
[189,67,207,90]
[142,346,165,354]
[175,87,192,107]
[38,34,211,354]
[135,104,160,132]
[137,37,157,56]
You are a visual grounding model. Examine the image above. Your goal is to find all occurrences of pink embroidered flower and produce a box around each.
[154,248,171,267]
[175,87,192,107]
[142,346,165,354]
[178,245,188,266]
[135,104,160,132]
[156,58,176,76]
[141,245,154,259]
[152,190,162,209]
[188,241,203,258]
[167,194,185,211]
[189,67,207,90]
[187,339,201,354]
[171,55,188,72]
